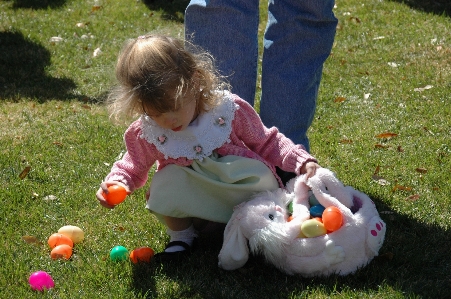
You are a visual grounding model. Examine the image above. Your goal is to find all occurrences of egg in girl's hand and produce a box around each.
[48,233,73,249]
[58,225,84,243]
[102,185,127,205]
[50,244,72,260]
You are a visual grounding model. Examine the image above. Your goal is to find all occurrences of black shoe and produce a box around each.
[153,239,197,263]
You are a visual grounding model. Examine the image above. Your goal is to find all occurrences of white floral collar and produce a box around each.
[140,91,238,161]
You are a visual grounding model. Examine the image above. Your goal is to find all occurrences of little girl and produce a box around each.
[96,34,321,261]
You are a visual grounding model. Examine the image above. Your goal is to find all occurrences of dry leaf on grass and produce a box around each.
[372,166,389,185]
[22,236,42,245]
[414,85,433,92]
[334,96,346,103]
[415,168,427,174]
[376,132,398,139]
[406,194,420,201]
[339,139,353,144]
[388,62,399,68]
[372,174,389,185]
[392,185,412,192]
[19,166,31,179]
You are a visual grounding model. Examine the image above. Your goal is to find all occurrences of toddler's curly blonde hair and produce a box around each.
[107,34,230,121]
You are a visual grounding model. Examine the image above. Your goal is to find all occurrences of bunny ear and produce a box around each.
[307,168,353,216]
[293,174,310,205]
[218,214,249,270]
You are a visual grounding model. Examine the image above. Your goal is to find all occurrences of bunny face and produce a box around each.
[240,191,287,238]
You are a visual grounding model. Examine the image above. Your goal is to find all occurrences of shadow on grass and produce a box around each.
[389,0,450,17]
[142,0,189,23]
[129,196,450,298]
[6,0,67,10]
[0,30,88,102]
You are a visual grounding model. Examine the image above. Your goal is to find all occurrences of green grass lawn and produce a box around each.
[1,0,450,298]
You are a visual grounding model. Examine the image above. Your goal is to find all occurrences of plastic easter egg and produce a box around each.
[309,204,325,218]
[48,233,73,249]
[322,206,343,232]
[51,244,73,260]
[58,225,84,243]
[29,271,55,291]
[110,245,129,261]
[301,218,327,238]
[102,185,127,205]
[308,191,320,206]
[297,229,307,238]
[130,247,155,264]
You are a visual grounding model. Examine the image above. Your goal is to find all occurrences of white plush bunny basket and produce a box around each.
[218,168,386,277]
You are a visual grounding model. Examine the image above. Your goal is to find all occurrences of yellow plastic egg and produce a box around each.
[297,229,307,238]
[301,219,327,238]
[58,225,84,244]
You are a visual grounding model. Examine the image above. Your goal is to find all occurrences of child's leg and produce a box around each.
[163,216,198,253]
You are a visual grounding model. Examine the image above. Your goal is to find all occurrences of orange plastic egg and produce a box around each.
[322,206,343,232]
[50,244,72,260]
[130,247,155,264]
[102,185,127,205]
[48,233,74,249]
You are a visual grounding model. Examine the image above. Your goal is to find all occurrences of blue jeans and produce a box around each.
[185,0,337,151]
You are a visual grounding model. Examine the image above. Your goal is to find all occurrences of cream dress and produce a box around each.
[142,94,279,224]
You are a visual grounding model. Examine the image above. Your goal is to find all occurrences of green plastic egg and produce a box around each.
[110,245,129,261]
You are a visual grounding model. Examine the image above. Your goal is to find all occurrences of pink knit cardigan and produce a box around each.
[106,94,317,191]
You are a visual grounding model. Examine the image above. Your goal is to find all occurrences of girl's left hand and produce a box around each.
[300,161,321,179]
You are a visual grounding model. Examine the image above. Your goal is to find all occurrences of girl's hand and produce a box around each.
[96,181,130,209]
[300,161,321,179]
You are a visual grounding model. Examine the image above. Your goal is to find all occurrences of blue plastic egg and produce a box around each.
[310,204,325,217]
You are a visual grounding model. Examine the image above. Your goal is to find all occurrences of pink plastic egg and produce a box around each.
[29,271,55,291]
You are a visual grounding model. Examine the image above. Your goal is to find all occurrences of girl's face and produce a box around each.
[144,89,199,132]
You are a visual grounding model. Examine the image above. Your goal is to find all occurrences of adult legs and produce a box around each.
[261,0,337,150]
[185,0,260,105]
